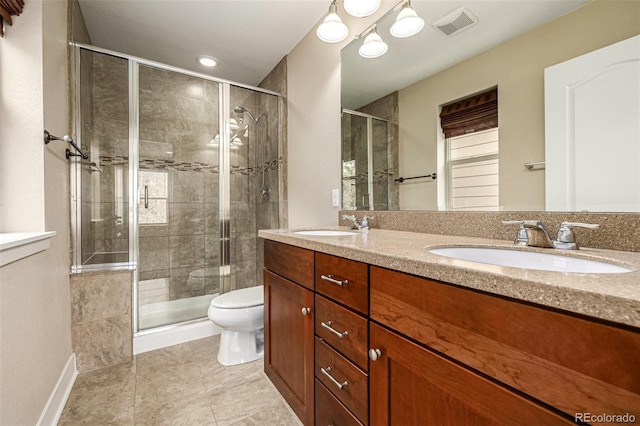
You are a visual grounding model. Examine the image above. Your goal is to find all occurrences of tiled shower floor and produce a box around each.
[58,335,301,425]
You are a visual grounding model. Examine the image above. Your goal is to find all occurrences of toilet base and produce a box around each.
[217,328,265,366]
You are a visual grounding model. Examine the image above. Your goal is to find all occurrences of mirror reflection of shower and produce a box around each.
[234,105,270,199]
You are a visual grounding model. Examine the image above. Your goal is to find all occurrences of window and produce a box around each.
[440,88,499,210]
[138,171,168,224]
[446,128,499,210]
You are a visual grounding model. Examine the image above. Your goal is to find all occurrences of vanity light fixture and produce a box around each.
[344,0,381,18]
[230,137,243,150]
[197,55,218,68]
[316,0,349,43]
[208,134,220,147]
[358,25,388,58]
[390,1,424,38]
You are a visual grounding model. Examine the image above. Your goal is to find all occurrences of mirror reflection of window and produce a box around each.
[446,128,499,211]
[440,88,499,211]
[138,170,169,225]
[342,160,357,210]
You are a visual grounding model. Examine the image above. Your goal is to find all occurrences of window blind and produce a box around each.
[440,88,498,139]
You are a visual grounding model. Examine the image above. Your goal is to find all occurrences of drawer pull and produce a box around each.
[369,348,382,361]
[320,274,348,286]
[321,366,348,390]
[301,307,312,316]
[321,321,349,339]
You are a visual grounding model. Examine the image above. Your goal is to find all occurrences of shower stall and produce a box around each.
[341,109,390,210]
[70,45,281,336]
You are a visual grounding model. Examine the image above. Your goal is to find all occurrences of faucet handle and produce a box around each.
[557,222,599,243]
[502,220,528,246]
[341,214,359,229]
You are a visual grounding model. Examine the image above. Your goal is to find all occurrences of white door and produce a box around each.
[545,35,640,212]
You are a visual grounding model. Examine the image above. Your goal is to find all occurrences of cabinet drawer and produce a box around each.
[315,338,368,425]
[315,380,364,426]
[315,295,368,370]
[370,266,640,420]
[315,252,368,314]
[264,240,314,290]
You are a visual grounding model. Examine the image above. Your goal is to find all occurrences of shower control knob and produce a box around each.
[301,307,311,316]
[369,348,382,361]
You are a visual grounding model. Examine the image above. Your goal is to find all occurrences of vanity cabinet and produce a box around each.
[264,240,640,425]
[263,240,315,425]
[370,266,640,423]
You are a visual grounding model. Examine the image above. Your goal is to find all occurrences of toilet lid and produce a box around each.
[211,285,264,309]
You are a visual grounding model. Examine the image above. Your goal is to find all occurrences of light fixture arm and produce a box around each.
[354,0,409,39]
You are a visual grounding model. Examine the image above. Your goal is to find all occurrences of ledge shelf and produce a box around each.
[0,232,57,267]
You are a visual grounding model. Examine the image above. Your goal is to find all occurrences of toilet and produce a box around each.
[207,285,264,366]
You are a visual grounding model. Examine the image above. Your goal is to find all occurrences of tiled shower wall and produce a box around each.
[359,92,399,211]
[137,65,221,301]
[81,52,130,265]
[70,271,133,373]
[342,91,399,212]
[255,57,287,287]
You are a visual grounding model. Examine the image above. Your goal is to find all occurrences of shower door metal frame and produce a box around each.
[69,43,282,336]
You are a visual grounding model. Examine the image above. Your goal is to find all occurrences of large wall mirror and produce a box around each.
[341,0,640,212]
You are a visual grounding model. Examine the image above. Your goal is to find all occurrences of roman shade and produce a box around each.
[440,88,498,139]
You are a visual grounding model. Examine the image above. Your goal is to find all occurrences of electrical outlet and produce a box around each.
[332,189,340,207]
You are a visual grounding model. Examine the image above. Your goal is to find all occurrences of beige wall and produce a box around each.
[0,0,73,424]
[399,0,640,211]
[286,1,395,228]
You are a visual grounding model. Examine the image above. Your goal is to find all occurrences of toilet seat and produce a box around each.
[210,286,263,309]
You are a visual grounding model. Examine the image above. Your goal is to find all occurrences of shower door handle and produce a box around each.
[144,185,149,209]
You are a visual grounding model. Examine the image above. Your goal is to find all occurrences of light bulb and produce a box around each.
[359,30,388,58]
[344,0,381,18]
[197,55,218,67]
[317,11,349,43]
[390,4,425,38]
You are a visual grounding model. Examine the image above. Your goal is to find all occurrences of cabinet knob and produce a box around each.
[301,307,311,316]
[369,348,382,361]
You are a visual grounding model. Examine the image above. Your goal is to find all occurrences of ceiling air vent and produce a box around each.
[433,7,478,36]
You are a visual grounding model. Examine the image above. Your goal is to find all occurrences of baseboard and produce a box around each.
[37,353,78,426]
[133,319,220,355]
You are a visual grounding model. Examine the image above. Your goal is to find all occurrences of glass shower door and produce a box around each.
[137,64,221,330]
[341,110,389,210]
[72,49,131,271]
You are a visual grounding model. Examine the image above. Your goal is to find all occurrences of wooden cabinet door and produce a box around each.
[369,323,573,426]
[264,270,314,425]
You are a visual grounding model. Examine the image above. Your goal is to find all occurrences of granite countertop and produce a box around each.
[258,227,640,329]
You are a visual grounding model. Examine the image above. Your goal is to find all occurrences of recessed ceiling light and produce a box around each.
[197,55,218,68]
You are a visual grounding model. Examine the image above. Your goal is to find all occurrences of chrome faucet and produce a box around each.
[502,220,599,250]
[342,214,374,231]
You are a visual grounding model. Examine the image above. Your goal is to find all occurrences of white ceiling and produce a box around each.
[77,0,330,86]
[342,0,587,109]
[78,0,587,93]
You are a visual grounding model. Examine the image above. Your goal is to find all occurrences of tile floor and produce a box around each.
[58,335,301,425]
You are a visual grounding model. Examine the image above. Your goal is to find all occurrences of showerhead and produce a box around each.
[233,105,267,123]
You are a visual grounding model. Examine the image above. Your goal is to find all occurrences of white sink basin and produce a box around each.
[428,247,632,274]
[294,230,358,236]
